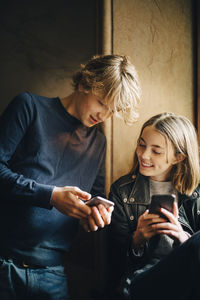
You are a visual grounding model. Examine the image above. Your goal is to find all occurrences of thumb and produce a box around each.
[173,202,179,219]
[107,206,114,213]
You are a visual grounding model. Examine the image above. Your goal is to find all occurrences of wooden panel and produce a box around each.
[197,0,200,142]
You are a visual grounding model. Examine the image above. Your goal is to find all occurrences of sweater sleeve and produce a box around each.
[90,136,106,198]
[0,93,54,209]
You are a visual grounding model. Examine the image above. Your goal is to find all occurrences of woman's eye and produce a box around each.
[153,150,162,155]
[138,143,145,148]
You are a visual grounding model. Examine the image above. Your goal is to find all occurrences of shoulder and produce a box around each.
[3,92,56,122]
[95,125,106,139]
[194,184,200,194]
[10,92,59,114]
[9,92,39,109]
[180,184,200,204]
[191,185,200,204]
[90,126,106,147]
[111,173,135,191]
[188,184,200,199]
[9,92,32,105]
[12,92,54,104]
[110,173,148,197]
[1,92,36,120]
[97,129,106,144]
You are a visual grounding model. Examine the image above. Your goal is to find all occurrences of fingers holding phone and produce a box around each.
[83,196,114,231]
[133,210,166,247]
[148,195,189,243]
[92,203,113,225]
[149,194,175,219]
[148,194,179,224]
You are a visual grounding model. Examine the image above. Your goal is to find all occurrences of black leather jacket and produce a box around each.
[107,173,200,291]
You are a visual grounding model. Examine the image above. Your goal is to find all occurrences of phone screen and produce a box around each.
[86,196,114,208]
[149,194,175,217]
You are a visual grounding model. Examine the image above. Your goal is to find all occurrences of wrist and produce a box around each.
[50,186,59,206]
[180,231,191,243]
[132,232,145,251]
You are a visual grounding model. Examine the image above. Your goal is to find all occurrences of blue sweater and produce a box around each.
[0,92,106,266]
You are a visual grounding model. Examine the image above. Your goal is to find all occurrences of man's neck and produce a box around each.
[60,93,77,117]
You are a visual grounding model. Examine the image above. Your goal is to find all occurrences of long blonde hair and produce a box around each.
[130,112,200,195]
[72,54,141,125]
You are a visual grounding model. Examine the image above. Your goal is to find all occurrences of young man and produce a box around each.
[0,54,141,300]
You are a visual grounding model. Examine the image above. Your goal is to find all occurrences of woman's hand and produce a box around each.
[151,202,189,243]
[132,210,166,250]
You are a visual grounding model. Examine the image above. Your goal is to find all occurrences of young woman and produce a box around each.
[107,112,200,300]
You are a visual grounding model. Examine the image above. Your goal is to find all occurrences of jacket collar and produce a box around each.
[121,173,151,205]
[119,173,200,205]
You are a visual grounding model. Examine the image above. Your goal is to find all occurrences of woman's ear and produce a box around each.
[173,153,186,165]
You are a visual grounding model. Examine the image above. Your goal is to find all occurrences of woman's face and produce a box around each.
[136,125,178,182]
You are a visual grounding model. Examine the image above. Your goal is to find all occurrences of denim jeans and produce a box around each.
[0,258,68,300]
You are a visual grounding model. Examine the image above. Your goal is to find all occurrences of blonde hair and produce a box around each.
[72,54,141,125]
[130,112,200,195]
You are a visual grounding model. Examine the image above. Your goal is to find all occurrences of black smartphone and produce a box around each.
[149,194,176,218]
[86,196,114,208]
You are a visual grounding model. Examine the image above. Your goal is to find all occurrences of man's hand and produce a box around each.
[51,186,92,219]
[81,204,114,232]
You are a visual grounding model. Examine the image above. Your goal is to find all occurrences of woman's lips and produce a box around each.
[140,161,153,168]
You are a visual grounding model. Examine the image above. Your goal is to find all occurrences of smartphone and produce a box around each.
[86,196,114,208]
[149,194,176,218]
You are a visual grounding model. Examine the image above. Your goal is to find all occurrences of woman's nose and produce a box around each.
[141,148,151,159]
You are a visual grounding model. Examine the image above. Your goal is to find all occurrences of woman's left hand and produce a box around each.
[151,202,189,243]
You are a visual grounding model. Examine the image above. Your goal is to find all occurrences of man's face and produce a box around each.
[74,91,114,127]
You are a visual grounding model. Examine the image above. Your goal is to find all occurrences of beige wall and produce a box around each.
[105,0,194,190]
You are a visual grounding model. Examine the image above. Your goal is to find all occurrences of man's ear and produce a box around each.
[78,84,84,92]
[173,153,186,165]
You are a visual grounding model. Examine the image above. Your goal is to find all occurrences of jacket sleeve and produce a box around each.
[107,180,150,286]
[109,182,133,245]
[0,93,54,209]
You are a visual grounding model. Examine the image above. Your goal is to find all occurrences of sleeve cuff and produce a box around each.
[132,244,145,257]
[32,183,55,209]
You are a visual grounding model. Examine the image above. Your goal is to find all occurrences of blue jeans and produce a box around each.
[0,258,68,300]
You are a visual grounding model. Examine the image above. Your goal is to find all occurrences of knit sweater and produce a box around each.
[0,92,106,266]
